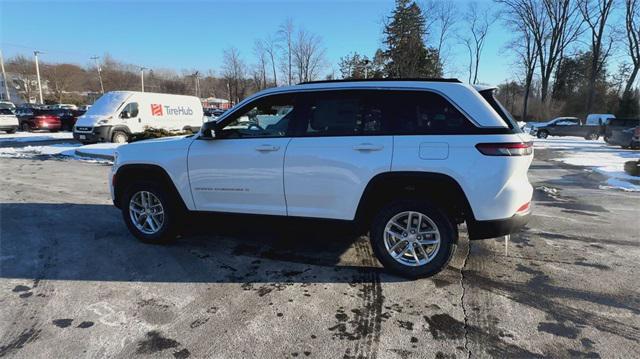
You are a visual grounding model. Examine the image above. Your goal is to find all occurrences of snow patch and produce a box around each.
[0,142,118,163]
[0,132,74,143]
[535,137,640,192]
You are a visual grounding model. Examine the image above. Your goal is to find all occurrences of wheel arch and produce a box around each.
[113,164,188,212]
[354,171,474,228]
[110,125,132,142]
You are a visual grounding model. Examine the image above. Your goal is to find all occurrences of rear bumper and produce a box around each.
[0,125,18,131]
[467,211,531,240]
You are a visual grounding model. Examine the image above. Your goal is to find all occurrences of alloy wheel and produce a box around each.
[383,211,441,267]
[129,191,165,235]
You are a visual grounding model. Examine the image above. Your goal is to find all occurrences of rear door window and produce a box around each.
[296,91,386,136]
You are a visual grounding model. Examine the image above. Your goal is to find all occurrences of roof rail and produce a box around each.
[298,78,462,85]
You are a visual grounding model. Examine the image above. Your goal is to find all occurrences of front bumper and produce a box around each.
[73,126,111,143]
[467,212,531,240]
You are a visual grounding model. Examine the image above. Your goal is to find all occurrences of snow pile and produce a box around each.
[74,143,120,160]
[0,132,74,142]
[535,137,640,192]
[0,142,119,163]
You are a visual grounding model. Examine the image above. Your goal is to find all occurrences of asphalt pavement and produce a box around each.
[0,148,638,358]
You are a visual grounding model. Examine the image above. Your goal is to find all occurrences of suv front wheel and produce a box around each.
[121,181,181,244]
[370,201,456,278]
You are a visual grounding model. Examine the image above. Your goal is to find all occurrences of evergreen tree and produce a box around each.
[383,0,442,78]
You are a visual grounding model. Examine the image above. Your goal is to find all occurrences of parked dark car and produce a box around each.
[608,125,640,149]
[531,117,600,140]
[49,109,86,131]
[604,118,640,143]
[15,108,61,132]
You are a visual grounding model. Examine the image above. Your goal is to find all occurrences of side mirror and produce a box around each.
[200,121,217,139]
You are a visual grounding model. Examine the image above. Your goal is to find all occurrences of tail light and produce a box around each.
[516,202,530,214]
[476,142,533,156]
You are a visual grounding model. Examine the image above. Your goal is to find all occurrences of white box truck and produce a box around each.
[73,91,204,144]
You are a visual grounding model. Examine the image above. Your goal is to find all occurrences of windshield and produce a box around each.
[84,92,130,117]
[479,89,521,132]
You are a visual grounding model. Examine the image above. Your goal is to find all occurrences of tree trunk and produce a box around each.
[624,65,639,96]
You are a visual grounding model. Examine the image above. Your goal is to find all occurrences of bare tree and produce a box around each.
[423,0,457,63]
[459,2,496,84]
[623,0,640,95]
[253,39,268,90]
[292,28,327,83]
[577,0,616,114]
[278,18,295,85]
[500,0,539,121]
[222,47,247,103]
[263,34,279,86]
[496,0,583,104]
[5,55,36,102]
[42,63,86,102]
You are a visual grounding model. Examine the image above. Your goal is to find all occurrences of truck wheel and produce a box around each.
[537,130,549,139]
[120,181,182,244]
[585,133,599,140]
[369,200,456,279]
[112,131,129,144]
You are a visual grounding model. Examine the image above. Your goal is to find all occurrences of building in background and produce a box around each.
[202,97,231,109]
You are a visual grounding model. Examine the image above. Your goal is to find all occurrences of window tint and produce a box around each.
[121,103,138,118]
[386,91,476,134]
[219,94,295,138]
[298,91,385,136]
[0,108,13,115]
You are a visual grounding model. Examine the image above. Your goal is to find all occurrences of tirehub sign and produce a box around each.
[150,104,194,116]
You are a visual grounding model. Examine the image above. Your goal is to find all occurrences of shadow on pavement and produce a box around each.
[0,202,411,284]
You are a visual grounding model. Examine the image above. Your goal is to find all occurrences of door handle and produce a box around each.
[352,143,384,151]
[255,144,280,152]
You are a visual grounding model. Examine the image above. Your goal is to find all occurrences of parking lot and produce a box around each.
[1,137,639,358]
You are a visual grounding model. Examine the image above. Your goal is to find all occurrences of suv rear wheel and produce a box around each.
[121,181,181,244]
[370,200,456,278]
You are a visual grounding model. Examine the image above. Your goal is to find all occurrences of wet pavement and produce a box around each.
[1,147,638,358]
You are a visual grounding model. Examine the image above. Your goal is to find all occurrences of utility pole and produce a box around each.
[90,56,104,94]
[192,71,200,98]
[0,49,10,101]
[33,50,44,104]
[140,67,147,92]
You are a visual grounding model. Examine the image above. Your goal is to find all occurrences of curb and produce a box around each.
[74,149,115,161]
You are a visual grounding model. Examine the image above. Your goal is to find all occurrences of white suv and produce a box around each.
[110,79,533,278]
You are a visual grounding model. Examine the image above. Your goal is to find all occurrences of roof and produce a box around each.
[300,78,462,85]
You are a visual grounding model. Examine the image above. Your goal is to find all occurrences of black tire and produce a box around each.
[585,133,599,140]
[369,200,457,279]
[120,181,182,244]
[537,130,549,139]
[21,123,30,132]
[112,130,129,144]
[5,128,16,134]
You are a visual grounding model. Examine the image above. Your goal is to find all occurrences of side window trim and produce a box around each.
[216,93,298,139]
